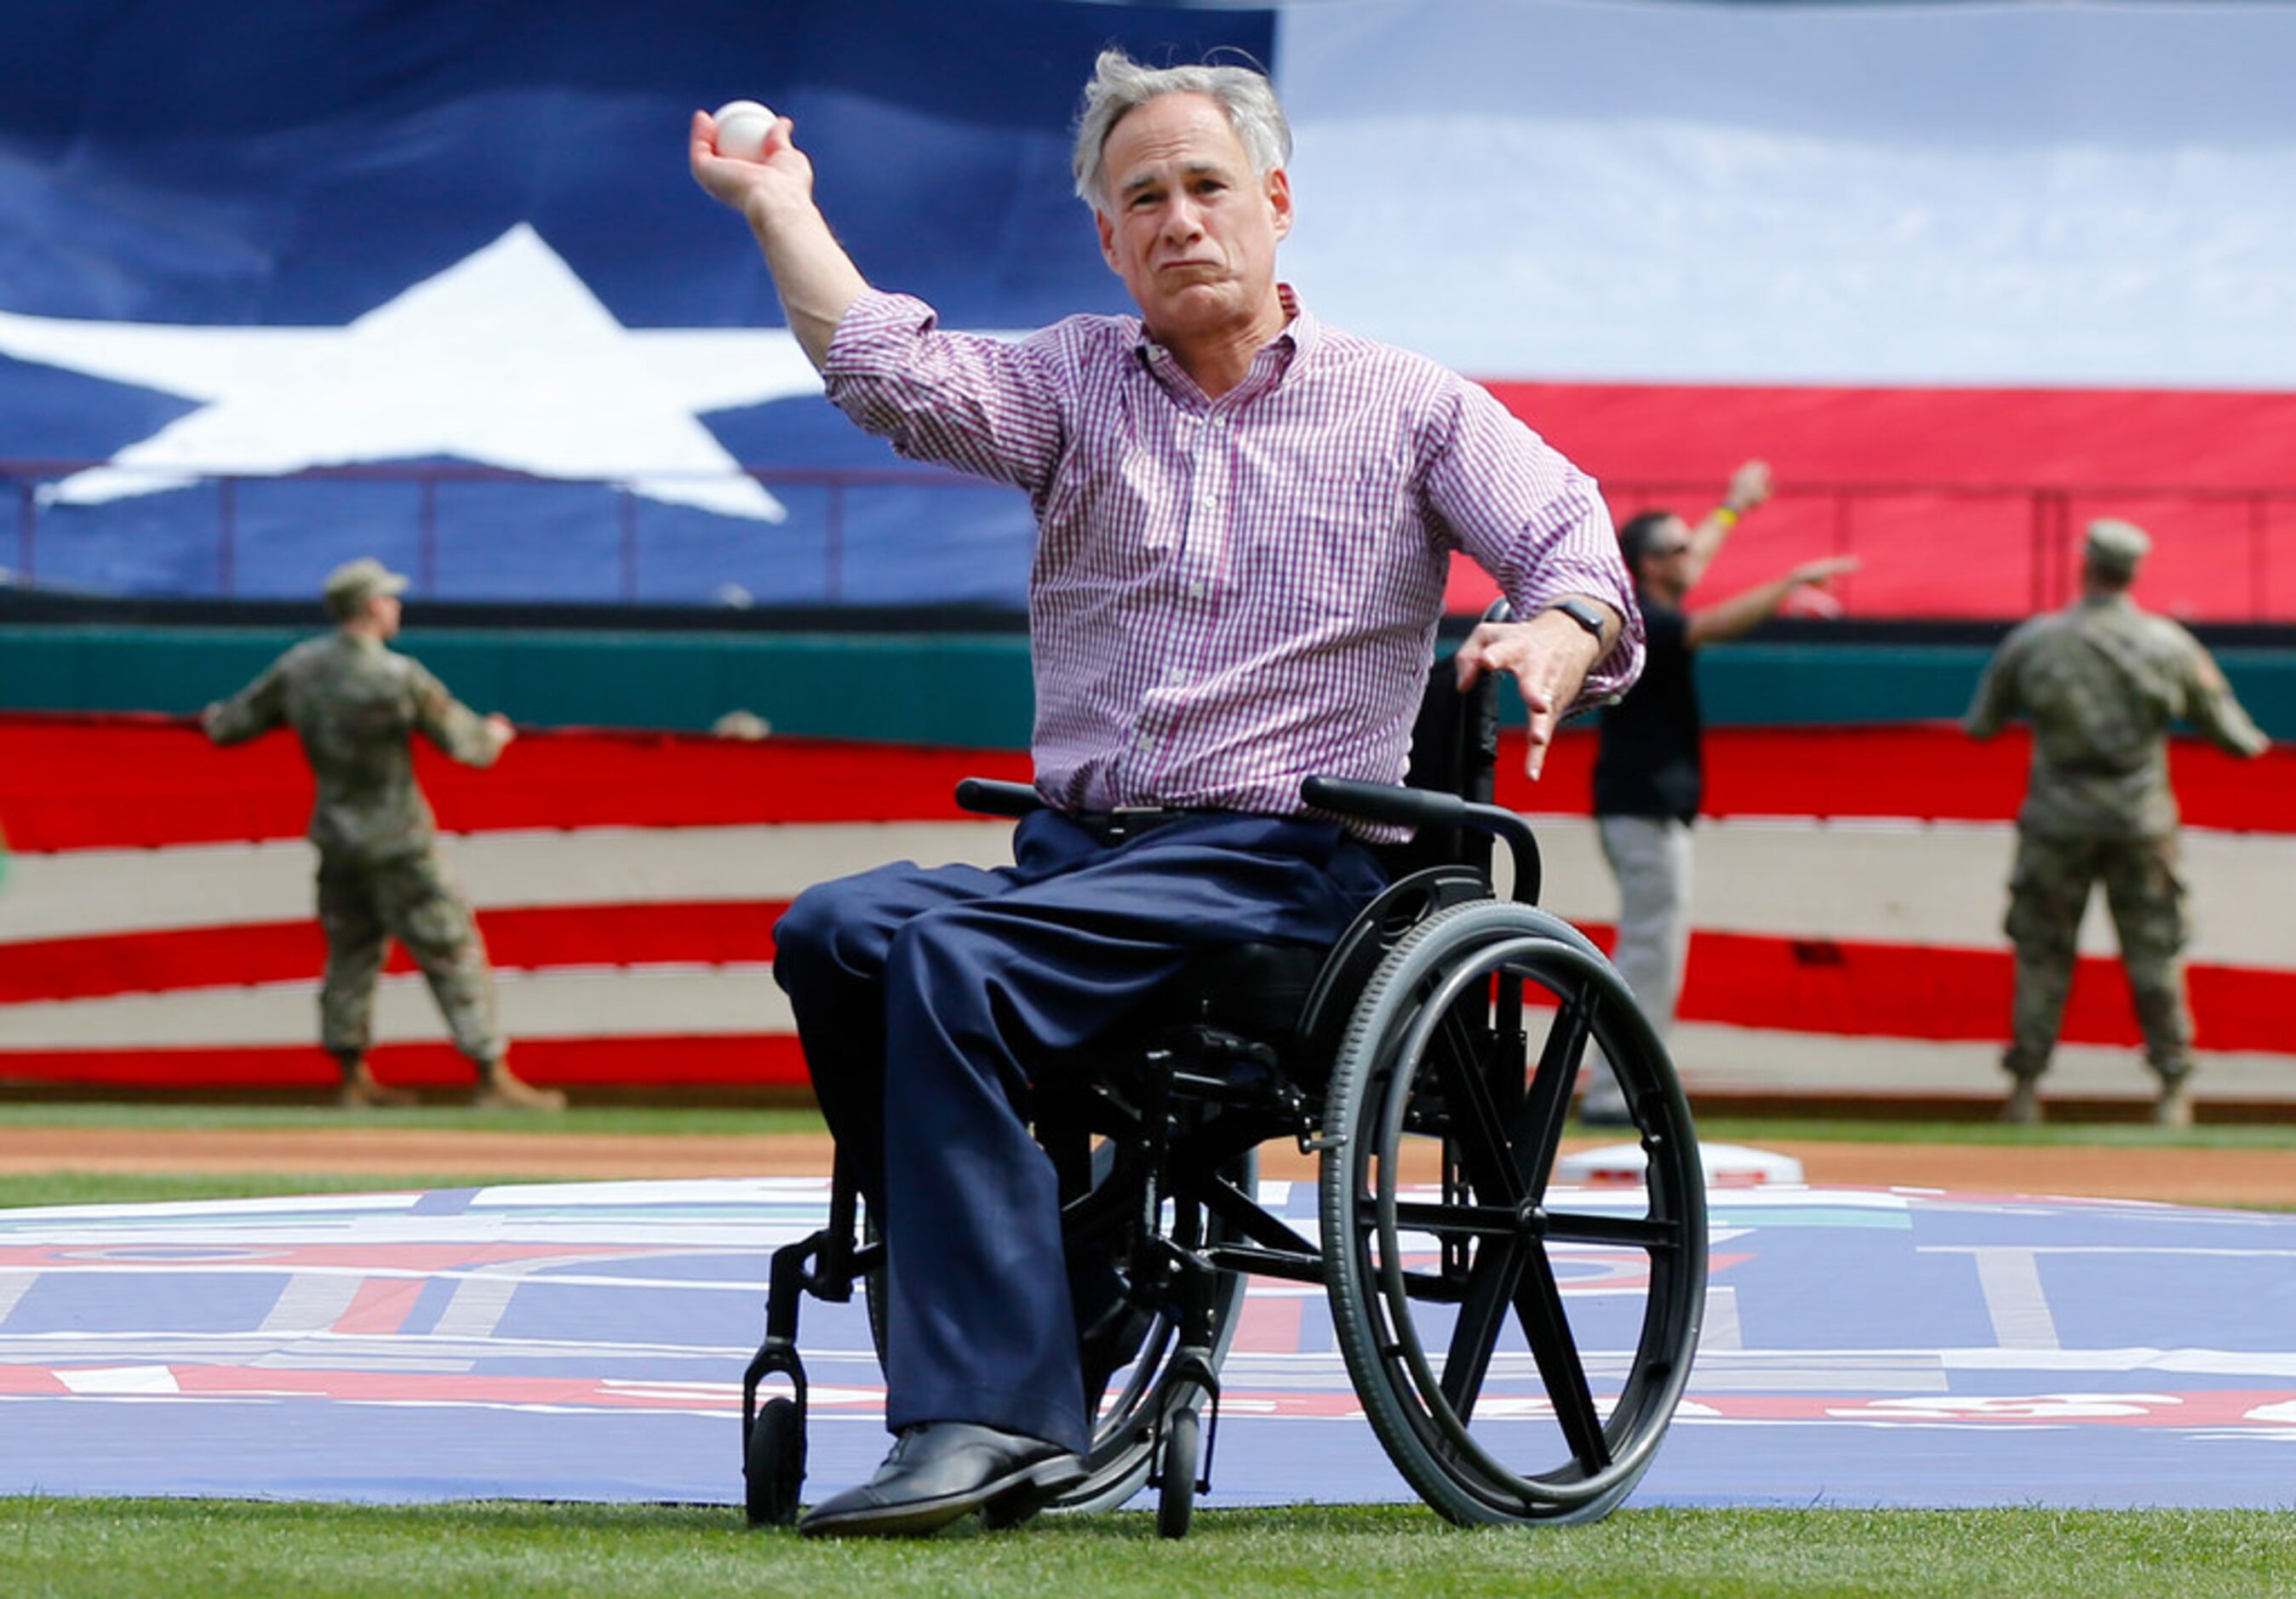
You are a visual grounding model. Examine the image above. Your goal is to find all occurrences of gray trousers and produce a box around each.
[1585,814,1694,1104]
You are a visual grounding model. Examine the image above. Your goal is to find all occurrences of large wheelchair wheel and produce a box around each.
[1320,900,1706,1526]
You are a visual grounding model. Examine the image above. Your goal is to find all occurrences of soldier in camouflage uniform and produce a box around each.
[203,558,564,1111]
[1965,519,2269,1126]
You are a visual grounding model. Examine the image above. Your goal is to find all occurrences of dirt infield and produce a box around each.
[6,1126,2292,1209]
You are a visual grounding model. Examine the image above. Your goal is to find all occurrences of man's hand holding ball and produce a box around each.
[690,98,812,220]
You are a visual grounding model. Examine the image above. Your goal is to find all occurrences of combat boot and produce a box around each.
[1999,1076,2042,1126]
[2152,1075,2195,1129]
[337,1057,419,1110]
[472,1056,567,1112]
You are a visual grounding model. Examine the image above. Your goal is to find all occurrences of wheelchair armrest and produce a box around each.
[955,777,1045,818]
[1300,776,1543,907]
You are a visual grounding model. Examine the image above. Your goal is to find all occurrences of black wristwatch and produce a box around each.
[1543,598,1610,645]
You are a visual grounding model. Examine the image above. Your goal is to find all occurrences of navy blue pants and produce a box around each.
[771,809,1386,1453]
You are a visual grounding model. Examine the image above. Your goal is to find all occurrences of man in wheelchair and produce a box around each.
[691,49,1641,1537]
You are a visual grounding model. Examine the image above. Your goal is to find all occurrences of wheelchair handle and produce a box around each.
[955,777,1045,818]
[1300,777,1543,906]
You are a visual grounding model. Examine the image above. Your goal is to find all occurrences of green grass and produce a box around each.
[0,1171,575,1209]
[3,1501,2290,1598]
[9,1099,2292,1151]
[1692,1115,2296,1153]
[0,1103,829,1137]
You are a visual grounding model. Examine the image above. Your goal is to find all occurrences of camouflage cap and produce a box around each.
[323,557,410,619]
[2083,519,2151,582]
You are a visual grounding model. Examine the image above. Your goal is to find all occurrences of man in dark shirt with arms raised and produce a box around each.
[1583,464,1855,1121]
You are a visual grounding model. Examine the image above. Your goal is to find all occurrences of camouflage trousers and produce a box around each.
[317,848,505,1065]
[2001,828,2191,1085]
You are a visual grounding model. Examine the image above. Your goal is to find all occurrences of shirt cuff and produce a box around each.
[822,288,938,379]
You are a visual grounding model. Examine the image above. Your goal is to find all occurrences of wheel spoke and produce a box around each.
[1431,1007,1524,1210]
[1544,1210,1684,1251]
[1439,1237,1524,1420]
[1519,978,1593,1201]
[1513,1244,1612,1475]
[1390,1199,1518,1239]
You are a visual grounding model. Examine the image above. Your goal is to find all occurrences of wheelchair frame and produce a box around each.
[741,650,1709,1536]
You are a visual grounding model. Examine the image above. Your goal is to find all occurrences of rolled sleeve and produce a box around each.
[1426,380,1644,708]
[822,289,1063,494]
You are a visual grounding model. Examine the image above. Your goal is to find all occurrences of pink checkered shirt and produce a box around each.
[824,287,1642,825]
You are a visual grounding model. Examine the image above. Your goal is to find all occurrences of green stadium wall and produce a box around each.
[1,625,2289,746]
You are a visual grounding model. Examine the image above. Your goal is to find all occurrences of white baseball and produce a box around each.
[712,99,778,163]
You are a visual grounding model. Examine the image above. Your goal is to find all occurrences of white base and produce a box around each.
[1559,1140,1806,1189]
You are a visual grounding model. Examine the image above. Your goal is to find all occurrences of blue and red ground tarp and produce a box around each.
[2,1179,2291,1510]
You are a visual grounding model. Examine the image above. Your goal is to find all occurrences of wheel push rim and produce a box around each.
[1360,932,1703,1516]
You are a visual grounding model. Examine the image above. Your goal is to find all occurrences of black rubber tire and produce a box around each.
[743,1396,804,1527]
[1155,1403,1201,1540]
[1320,899,1706,1526]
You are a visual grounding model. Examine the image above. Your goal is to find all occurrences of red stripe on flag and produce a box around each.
[6,716,2289,852]
[0,902,788,1005]
[4,926,2286,1094]
[0,1034,811,1093]
[1646,926,2287,1055]
[1492,726,2296,833]
[1484,381,2296,497]
[1475,381,2296,623]
[0,713,1031,852]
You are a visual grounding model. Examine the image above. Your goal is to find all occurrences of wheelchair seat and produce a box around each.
[1131,940,1322,1069]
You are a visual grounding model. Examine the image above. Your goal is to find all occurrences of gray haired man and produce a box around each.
[692,49,1640,1534]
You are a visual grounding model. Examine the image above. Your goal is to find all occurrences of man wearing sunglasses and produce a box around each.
[1583,462,1857,1123]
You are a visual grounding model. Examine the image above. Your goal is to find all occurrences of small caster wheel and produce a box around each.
[1155,1405,1200,1540]
[744,1396,804,1527]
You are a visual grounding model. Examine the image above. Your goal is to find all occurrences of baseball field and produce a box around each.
[5,1102,2292,1597]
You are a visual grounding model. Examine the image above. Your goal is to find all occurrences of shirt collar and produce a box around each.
[1133,283,1317,396]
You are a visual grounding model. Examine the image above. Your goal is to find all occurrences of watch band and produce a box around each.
[1543,598,1609,645]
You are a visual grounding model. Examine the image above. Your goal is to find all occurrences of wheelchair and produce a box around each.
[741,640,1708,1537]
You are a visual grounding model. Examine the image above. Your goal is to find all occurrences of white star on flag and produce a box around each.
[0,223,823,523]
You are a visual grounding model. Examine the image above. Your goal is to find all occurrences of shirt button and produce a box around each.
[1186,582,1205,599]
[1137,733,1155,753]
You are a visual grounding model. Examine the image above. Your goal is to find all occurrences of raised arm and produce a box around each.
[1686,555,1859,649]
[1679,459,1772,592]
[689,108,869,371]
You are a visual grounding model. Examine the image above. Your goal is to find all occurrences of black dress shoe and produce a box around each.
[798,1423,1087,1539]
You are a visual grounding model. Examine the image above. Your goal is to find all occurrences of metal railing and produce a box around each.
[5,458,2292,621]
